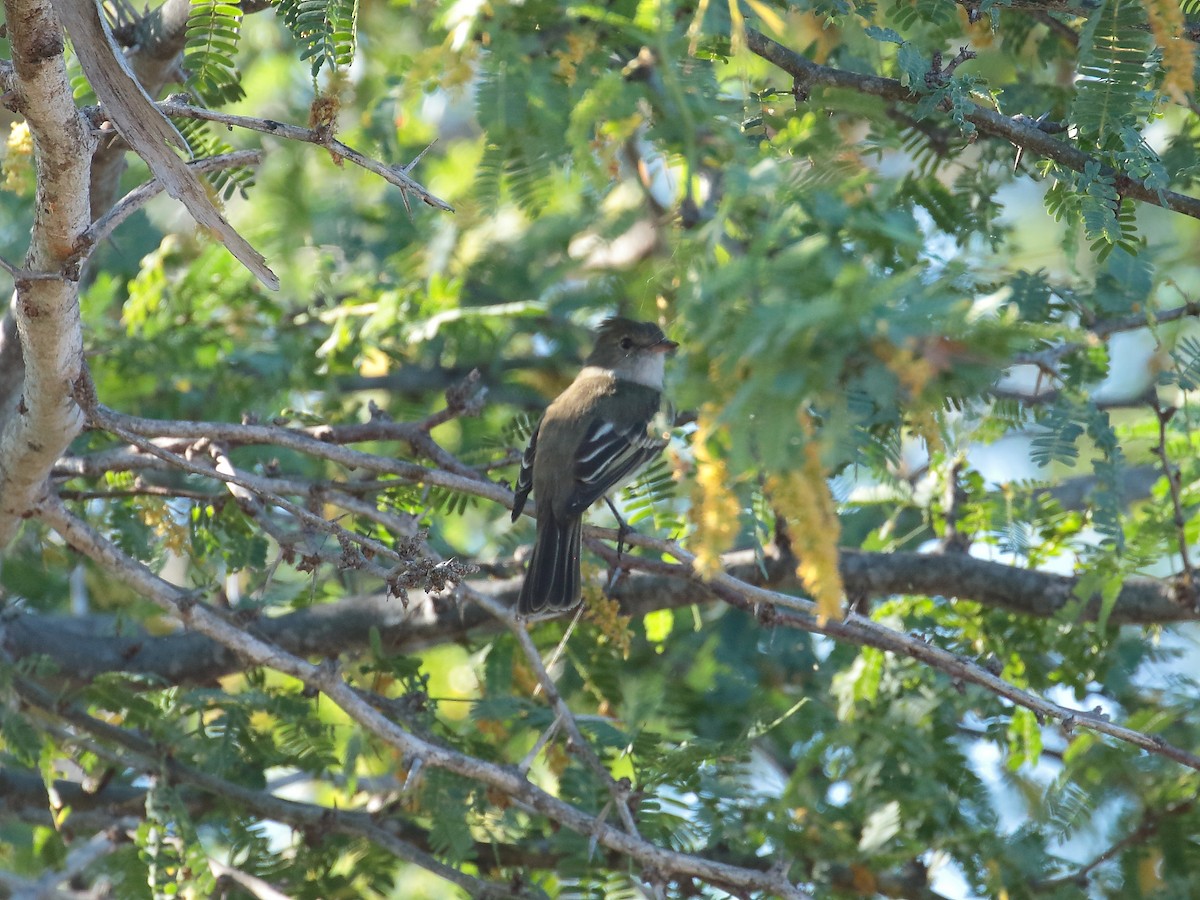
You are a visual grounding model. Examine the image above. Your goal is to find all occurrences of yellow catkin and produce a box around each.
[554,32,592,84]
[1144,0,1195,103]
[769,414,845,623]
[688,406,741,578]
[585,592,633,659]
[135,498,189,555]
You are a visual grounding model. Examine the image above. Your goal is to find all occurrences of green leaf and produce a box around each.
[185,0,246,105]
[275,0,358,76]
[1071,0,1152,143]
[643,608,674,646]
[864,25,904,43]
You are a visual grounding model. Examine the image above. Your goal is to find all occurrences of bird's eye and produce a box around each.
[619,337,634,350]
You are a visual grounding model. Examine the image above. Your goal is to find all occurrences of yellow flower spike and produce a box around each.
[688,406,740,579]
[768,412,845,623]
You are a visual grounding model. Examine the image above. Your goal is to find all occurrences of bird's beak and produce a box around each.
[652,338,679,355]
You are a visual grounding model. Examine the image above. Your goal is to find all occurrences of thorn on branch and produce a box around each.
[401,757,424,793]
[400,139,438,175]
[1010,111,1069,174]
[944,46,977,77]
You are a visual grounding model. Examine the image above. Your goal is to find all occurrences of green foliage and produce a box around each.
[1166,335,1200,390]
[185,0,246,105]
[1071,0,1153,144]
[1031,402,1086,468]
[620,455,681,530]
[274,0,358,77]
[14,0,1200,896]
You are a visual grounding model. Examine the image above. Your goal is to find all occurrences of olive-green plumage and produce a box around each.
[512,318,676,614]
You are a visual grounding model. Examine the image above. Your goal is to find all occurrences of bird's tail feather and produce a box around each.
[517,510,582,615]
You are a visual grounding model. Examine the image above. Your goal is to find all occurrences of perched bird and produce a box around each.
[512,318,677,615]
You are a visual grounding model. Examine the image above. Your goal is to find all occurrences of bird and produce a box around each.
[511,317,677,615]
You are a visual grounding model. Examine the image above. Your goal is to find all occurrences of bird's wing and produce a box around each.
[510,420,539,522]
[564,418,665,515]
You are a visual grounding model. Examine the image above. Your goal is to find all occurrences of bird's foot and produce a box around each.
[603,495,633,562]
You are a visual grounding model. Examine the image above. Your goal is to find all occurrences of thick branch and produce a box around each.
[6,541,1196,689]
[0,0,92,543]
[89,0,194,220]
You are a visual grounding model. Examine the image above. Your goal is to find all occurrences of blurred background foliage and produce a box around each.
[5,0,1200,896]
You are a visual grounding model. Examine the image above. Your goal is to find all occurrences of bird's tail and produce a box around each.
[517,509,582,615]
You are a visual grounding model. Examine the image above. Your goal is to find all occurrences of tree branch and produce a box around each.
[0,0,92,544]
[89,0,194,222]
[156,98,453,213]
[1034,798,1198,891]
[8,536,1198,688]
[32,494,813,899]
[743,27,1200,222]
[57,0,280,288]
[72,149,265,268]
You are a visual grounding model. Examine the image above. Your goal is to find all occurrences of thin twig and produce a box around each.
[58,397,1200,771]
[1027,8,1081,47]
[1034,797,1197,890]
[207,858,294,900]
[156,98,453,212]
[466,583,647,839]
